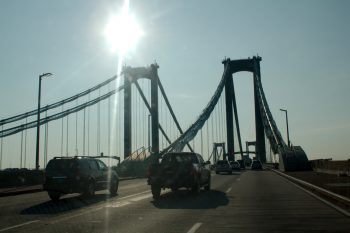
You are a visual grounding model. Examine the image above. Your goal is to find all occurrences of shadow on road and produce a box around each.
[20,193,116,215]
[152,189,229,209]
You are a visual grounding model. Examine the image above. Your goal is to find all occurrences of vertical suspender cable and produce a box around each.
[20,125,23,168]
[108,84,111,156]
[75,100,78,156]
[116,91,119,156]
[135,86,138,150]
[200,129,203,156]
[61,105,64,156]
[215,105,218,143]
[142,80,146,149]
[97,88,101,155]
[221,96,224,143]
[88,94,90,156]
[0,125,2,169]
[45,111,49,167]
[66,115,69,156]
[24,117,27,168]
[218,97,222,142]
[83,108,86,155]
[211,111,214,147]
[44,110,48,166]
[206,121,209,160]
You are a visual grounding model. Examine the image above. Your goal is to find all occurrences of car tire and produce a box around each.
[151,184,161,200]
[215,171,219,174]
[109,178,119,196]
[48,191,61,202]
[204,176,211,191]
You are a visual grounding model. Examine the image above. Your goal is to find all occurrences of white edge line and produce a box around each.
[187,222,202,233]
[285,178,350,217]
[226,187,232,193]
[0,220,39,232]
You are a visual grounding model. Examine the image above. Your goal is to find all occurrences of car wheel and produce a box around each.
[84,181,95,197]
[215,171,219,174]
[48,191,61,202]
[109,178,119,196]
[204,176,211,191]
[151,184,161,200]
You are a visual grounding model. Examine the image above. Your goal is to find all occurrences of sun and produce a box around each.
[104,1,143,55]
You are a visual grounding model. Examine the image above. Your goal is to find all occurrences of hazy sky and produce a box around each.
[1,0,350,168]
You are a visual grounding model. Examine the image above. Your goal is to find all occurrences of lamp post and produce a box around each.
[279,108,290,148]
[148,114,151,152]
[35,73,52,170]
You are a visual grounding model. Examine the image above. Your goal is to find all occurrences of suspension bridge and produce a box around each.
[1,57,349,233]
[0,56,309,172]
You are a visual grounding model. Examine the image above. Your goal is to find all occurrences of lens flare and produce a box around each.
[104,1,143,55]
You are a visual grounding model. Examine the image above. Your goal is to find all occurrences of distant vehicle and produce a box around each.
[147,152,211,199]
[251,160,263,170]
[215,160,232,174]
[44,156,119,201]
[229,161,241,170]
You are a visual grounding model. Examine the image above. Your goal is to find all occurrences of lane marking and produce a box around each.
[130,193,153,202]
[106,201,131,208]
[187,222,202,233]
[226,187,232,193]
[0,220,39,232]
[49,190,152,224]
[286,179,350,217]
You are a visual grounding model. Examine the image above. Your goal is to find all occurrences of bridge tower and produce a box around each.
[222,56,266,163]
[123,64,160,159]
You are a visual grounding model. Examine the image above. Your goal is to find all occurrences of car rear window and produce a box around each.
[162,153,198,164]
[217,160,228,165]
[46,159,77,171]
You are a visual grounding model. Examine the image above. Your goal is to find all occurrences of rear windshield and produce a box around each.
[217,160,228,165]
[46,159,77,171]
[162,153,198,164]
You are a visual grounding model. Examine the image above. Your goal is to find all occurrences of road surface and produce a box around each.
[0,170,348,233]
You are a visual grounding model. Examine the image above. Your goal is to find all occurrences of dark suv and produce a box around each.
[147,152,211,199]
[44,156,119,201]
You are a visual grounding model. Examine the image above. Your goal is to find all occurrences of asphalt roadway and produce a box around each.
[0,170,349,233]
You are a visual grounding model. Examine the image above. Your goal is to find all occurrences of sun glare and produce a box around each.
[104,2,143,55]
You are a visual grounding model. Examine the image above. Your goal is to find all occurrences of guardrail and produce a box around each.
[270,168,350,212]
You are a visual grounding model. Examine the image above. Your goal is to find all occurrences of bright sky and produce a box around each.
[1,0,350,168]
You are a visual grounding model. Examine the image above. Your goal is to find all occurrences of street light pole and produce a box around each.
[148,114,151,152]
[280,108,290,148]
[35,73,52,170]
